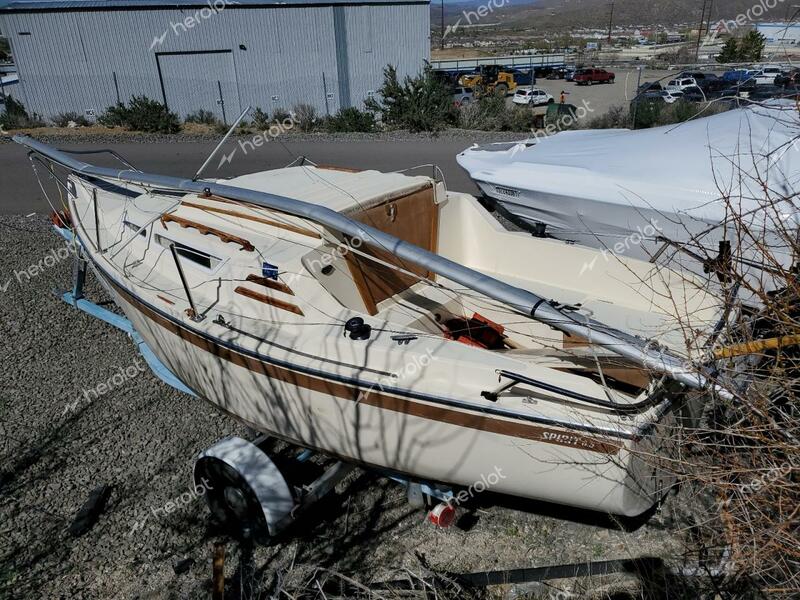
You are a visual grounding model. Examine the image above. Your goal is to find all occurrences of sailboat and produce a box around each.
[16,135,731,519]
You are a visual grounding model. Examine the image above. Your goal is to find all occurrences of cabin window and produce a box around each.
[155,234,222,271]
[123,221,147,238]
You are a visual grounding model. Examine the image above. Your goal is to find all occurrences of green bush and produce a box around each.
[271,108,292,124]
[507,105,539,132]
[185,109,218,125]
[292,103,317,132]
[52,111,90,127]
[586,101,733,131]
[458,96,535,132]
[98,96,181,133]
[0,97,45,130]
[365,64,458,132]
[583,104,630,129]
[97,103,127,127]
[631,100,662,129]
[250,107,273,130]
[324,107,377,133]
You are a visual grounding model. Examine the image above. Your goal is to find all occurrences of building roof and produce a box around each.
[0,0,427,11]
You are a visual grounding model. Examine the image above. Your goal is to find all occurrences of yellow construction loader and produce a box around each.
[458,65,518,97]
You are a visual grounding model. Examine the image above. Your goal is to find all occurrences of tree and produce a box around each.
[715,31,766,64]
[364,64,458,133]
[716,38,739,63]
[739,30,766,62]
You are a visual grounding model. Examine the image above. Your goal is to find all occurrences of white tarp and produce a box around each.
[457,103,800,227]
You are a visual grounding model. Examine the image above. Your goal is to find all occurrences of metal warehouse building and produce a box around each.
[0,0,430,122]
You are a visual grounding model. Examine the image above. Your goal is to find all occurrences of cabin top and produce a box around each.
[220,167,435,215]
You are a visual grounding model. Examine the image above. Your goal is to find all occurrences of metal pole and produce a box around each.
[441,0,445,50]
[169,243,202,321]
[92,188,102,253]
[193,105,251,180]
[607,1,614,43]
[322,72,330,116]
[112,71,120,105]
[216,80,227,126]
[631,66,642,129]
[706,0,714,41]
[695,0,708,61]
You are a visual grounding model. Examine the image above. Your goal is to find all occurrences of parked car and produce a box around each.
[748,84,800,101]
[659,89,685,104]
[752,65,782,85]
[573,68,615,85]
[665,77,698,92]
[679,71,719,83]
[452,86,474,107]
[631,89,683,108]
[508,68,535,86]
[776,68,800,87]
[696,77,729,94]
[718,80,757,99]
[513,87,554,106]
[682,86,709,102]
[722,69,754,83]
[638,81,662,93]
[547,67,570,80]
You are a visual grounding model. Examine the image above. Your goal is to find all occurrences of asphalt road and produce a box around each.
[0,138,486,215]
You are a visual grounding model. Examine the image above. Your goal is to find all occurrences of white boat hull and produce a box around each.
[96,260,672,517]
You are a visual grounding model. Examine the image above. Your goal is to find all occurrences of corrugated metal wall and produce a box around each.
[0,3,430,120]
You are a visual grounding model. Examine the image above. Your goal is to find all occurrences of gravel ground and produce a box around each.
[0,214,694,599]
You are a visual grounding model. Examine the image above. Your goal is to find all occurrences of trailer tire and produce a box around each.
[194,436,295,543]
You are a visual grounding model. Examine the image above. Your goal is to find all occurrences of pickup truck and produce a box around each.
[573,68,615,85]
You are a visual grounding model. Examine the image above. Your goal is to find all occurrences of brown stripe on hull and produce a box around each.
[104,273,621,455]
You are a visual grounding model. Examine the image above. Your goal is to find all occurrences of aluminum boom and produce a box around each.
[14,134,721,394]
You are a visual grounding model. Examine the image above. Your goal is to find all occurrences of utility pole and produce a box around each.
[441,0,445,50]
[631,65,643,130]
[705,0,714,39]
[607,1,615,44]
[695,0,709,61]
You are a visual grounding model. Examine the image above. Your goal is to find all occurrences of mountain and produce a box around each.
[434,0,782,30]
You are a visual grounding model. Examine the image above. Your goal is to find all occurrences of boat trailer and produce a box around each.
[54,224,460,541]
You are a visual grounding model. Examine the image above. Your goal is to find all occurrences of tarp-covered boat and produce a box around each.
[457,103,800,286]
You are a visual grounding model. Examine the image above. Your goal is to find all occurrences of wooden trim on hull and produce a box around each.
[234,286,305,315]
[97,269,623,456]
[182,200,323,240]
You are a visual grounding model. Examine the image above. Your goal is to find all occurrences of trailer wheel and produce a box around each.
[194,436,295,543]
